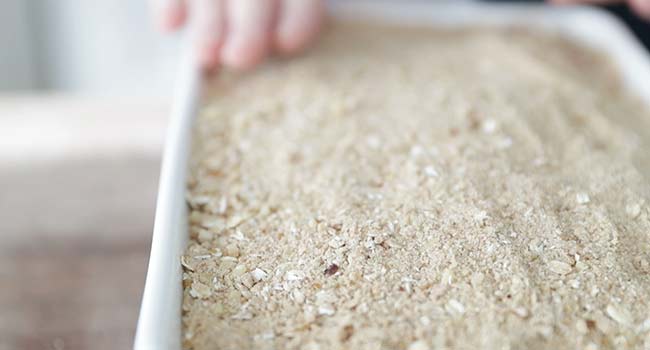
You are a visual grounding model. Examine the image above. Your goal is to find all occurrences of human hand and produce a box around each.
[151,0,324,71]
[549,0,650,19]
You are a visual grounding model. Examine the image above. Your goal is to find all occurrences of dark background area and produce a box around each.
[605,3,650,49]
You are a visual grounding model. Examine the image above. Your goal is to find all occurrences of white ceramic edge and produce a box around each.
[134,47,199,350]
[134,2,650,349]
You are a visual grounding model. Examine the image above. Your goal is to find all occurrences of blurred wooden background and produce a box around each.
[0,96,168,350]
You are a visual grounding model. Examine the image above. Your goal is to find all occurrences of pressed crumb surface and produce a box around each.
[181,23,650,350]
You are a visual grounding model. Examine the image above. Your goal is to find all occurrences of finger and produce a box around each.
[192,0,226,70]
[274,0,324,54]
[629,0,650,19]
[221,0,277,70]
[151,0,187,31]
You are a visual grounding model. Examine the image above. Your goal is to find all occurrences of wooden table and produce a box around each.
[0,95,169,350]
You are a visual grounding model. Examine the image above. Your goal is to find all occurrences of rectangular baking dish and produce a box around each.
[134,1,650,349]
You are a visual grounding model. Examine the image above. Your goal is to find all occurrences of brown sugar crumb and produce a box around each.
[324,264,339,276]
[181,22,650,350]
[586,319,597,331]
[340,325,354,342]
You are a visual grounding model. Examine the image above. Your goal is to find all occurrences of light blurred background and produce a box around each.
[1,1,176,349]
[0,0,179,94]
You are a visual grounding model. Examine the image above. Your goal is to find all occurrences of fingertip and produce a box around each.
[220,0,275,70]
[190,0,226,70]
[274,27,317,55]
[274,0,324,55]
[197,41,222,71]
[221,37,269,70]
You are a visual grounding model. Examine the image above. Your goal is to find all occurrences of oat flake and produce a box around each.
[548,260,572,275]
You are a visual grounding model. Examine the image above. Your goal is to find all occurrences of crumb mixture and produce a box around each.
[181,23,650,350]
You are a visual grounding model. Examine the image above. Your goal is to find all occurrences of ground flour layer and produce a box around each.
[181,23,650,350]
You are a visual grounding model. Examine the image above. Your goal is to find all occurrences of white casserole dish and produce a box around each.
[134,2,650,349]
